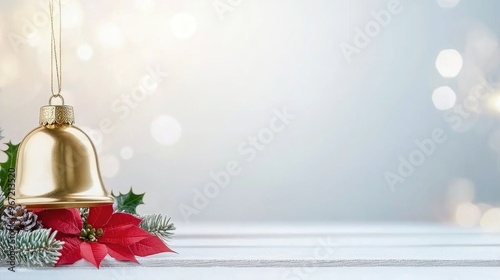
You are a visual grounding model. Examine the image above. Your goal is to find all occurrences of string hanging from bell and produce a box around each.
[11,0,115,209]
[49,0,63,105]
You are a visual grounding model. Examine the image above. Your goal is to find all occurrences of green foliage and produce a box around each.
[140,214,175,241]
[112,188,145,215]
[0,130,174,267]
[0,142,19,197]
[0,229,63,267]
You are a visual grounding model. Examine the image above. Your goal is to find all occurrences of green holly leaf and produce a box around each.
[0,142,19,197]
[112,187,145,215]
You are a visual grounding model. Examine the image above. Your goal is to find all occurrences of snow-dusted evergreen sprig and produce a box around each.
[140,214,175,241]
[0,229,63,267]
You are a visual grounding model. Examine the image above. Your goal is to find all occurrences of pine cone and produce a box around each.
[1,205,42,232]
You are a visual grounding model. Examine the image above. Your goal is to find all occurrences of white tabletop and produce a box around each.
[2,223,500,280]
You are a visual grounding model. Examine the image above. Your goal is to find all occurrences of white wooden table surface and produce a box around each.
[2,223,500,279]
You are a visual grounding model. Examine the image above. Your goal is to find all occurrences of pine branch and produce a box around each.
[0,229,63,267]
[140,214,175,241]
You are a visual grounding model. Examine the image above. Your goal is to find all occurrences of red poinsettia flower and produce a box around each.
[37,205,174,268]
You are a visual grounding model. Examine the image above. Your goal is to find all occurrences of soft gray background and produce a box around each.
[0,0,499,226]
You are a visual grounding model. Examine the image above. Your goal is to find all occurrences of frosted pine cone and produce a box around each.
[1,205,42,231]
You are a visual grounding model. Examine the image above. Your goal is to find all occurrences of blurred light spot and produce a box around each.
[100,155,120,178]
[490,95,500,112]
[435,49,463,78]
[151,115,182,146]
[170,13,197,39]
[437,0,460,8]
[480,208,500,231]
[432,86,456,110]
[447,178,475,204]
[455,203,481,227]
[77,44,93,61]
[120,146,134,160]
[98,24,124,48]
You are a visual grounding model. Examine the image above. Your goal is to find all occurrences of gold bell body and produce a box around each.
[13,105,114,209]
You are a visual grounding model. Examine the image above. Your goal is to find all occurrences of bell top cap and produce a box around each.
[40,105,75,125]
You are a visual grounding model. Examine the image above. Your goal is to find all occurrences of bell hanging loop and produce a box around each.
[48,94,65,106]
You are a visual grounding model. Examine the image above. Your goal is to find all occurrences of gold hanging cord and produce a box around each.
[49,0,63,105]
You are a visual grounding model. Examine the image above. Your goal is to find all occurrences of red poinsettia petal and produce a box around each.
[130,236,176,257]
[99,225,151,246]
[54,232,78,241]
[67,208,82,228]
[55,237,83,266]
[80,242,108,268]
[87,205,113,228]
[37,208,82,235]
[106,243,138,263]
[105,212,142,229]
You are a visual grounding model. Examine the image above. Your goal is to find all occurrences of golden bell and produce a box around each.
[13,105,114,209]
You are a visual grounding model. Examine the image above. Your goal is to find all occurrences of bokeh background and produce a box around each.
[1,0,500,227]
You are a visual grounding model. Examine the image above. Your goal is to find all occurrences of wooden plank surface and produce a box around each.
[2,224,500,279]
